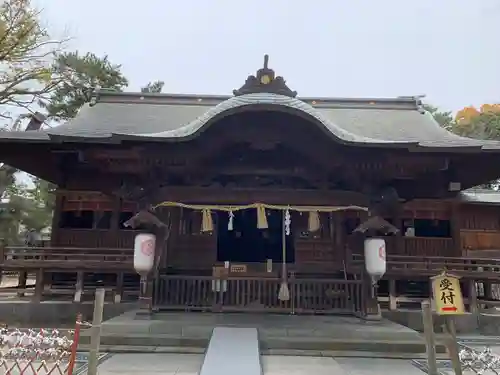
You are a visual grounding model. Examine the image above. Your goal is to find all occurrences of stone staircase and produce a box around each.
[78,311,448,358]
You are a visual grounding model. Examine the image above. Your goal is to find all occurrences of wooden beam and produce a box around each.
[151,186,370,206]
[1,151,62,185]
[450,199,462,256]
[457,154,500,189]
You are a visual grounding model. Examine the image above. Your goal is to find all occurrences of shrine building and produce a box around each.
[1,56,500,316]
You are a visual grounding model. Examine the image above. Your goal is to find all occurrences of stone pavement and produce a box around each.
[79,313,500,374]
[90,338,500,375]
[100,311,420,341]
[96,353,203,375]
[83,311,436,354]
[88,353,444,375]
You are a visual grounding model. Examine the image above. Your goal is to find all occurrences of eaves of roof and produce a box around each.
[0,92,499,153]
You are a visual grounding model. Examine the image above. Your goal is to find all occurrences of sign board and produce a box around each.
[431,272,465,315]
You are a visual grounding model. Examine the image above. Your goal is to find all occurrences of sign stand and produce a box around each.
[443,317,463,375]
[430,271,465,375]
[421,300,438,375]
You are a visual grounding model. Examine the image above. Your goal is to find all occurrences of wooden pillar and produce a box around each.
[393,205,404,254]
[114,272,124,303]
[362,270,381,319]
[450,200,462,257]
[32,268,44,302]
[110,197,121,232]
[422,300,439,375]
[388,207,403,310]
[0,239,5,286]
[17,271,27,297]
[50,192,64,245]
[148,275,154,307]
[333,212,345,265]
[467,279,478,315]
[74,271,84,302]
[484,282,494,310]
[137,274,153,317]
[160,207,176,270]
[388,279,397,311]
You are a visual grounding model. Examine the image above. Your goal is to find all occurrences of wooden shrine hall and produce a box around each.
[2,55,500,317]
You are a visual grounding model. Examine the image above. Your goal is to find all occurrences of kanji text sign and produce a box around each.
[431,274,465,315]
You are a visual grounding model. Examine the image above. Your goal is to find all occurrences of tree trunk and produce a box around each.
[0,165,17,197]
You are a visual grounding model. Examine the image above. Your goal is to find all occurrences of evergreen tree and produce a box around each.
[141,81,165,93]
[42,52,129,121]
[424,105,454,130]
[0,177,55,244]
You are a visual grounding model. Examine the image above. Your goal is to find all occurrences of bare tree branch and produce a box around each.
[0,0,68,128]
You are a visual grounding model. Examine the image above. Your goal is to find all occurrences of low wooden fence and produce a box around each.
[347,254,500,312]
[350,254,500,279]
[0,246,133,271]
[349,236,455,257]
[153,275,365,315]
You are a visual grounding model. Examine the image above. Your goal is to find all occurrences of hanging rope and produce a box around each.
[201,209,213,232]
[153,201,367,213]
[256,205,268,229]
[308,211,321,232]
[278,209,290,301]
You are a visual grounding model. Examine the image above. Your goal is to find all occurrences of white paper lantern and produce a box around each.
[364,238,386,277]
[134,233,156,274]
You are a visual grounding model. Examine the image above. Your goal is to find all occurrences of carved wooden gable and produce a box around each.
[188,141,329,189]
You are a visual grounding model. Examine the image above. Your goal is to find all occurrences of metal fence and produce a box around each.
[0,318,82,375]
[459,343,500,375]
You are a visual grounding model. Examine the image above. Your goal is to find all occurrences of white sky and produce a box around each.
[32,0,500,113]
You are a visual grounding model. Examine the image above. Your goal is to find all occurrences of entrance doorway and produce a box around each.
[216,209,295,263]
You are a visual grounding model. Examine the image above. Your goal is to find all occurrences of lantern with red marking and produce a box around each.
[364,238,386,278]
[134,233,156,274]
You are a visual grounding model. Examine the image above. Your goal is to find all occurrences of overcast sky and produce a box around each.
[33,0,500,112]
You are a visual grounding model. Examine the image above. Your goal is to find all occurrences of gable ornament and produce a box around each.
[233,54,297,98]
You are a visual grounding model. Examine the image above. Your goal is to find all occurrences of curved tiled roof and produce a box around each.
[460,189,500,205]
[1,91,500,151]
[113,93,393,145]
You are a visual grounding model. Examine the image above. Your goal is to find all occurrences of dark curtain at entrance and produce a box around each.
[217,209,295,263]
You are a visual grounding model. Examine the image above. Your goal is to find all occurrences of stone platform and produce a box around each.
[79,311,447,356]
[0,300,135,326]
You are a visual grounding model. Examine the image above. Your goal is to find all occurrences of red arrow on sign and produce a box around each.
[441,306,458,312]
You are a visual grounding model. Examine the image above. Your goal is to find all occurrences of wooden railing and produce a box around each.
[56,229,140,249]
[0,246,133,270]
[153,275,365,315]
[350,254,500,279]
[348,236,454,257]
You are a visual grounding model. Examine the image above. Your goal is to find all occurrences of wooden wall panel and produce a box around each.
[403,199,451,220]
[461,230,500,251]
[168,235,216,270]
[460,206,500,231]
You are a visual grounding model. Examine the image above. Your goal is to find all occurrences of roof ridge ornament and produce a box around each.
[233,54,297,98]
